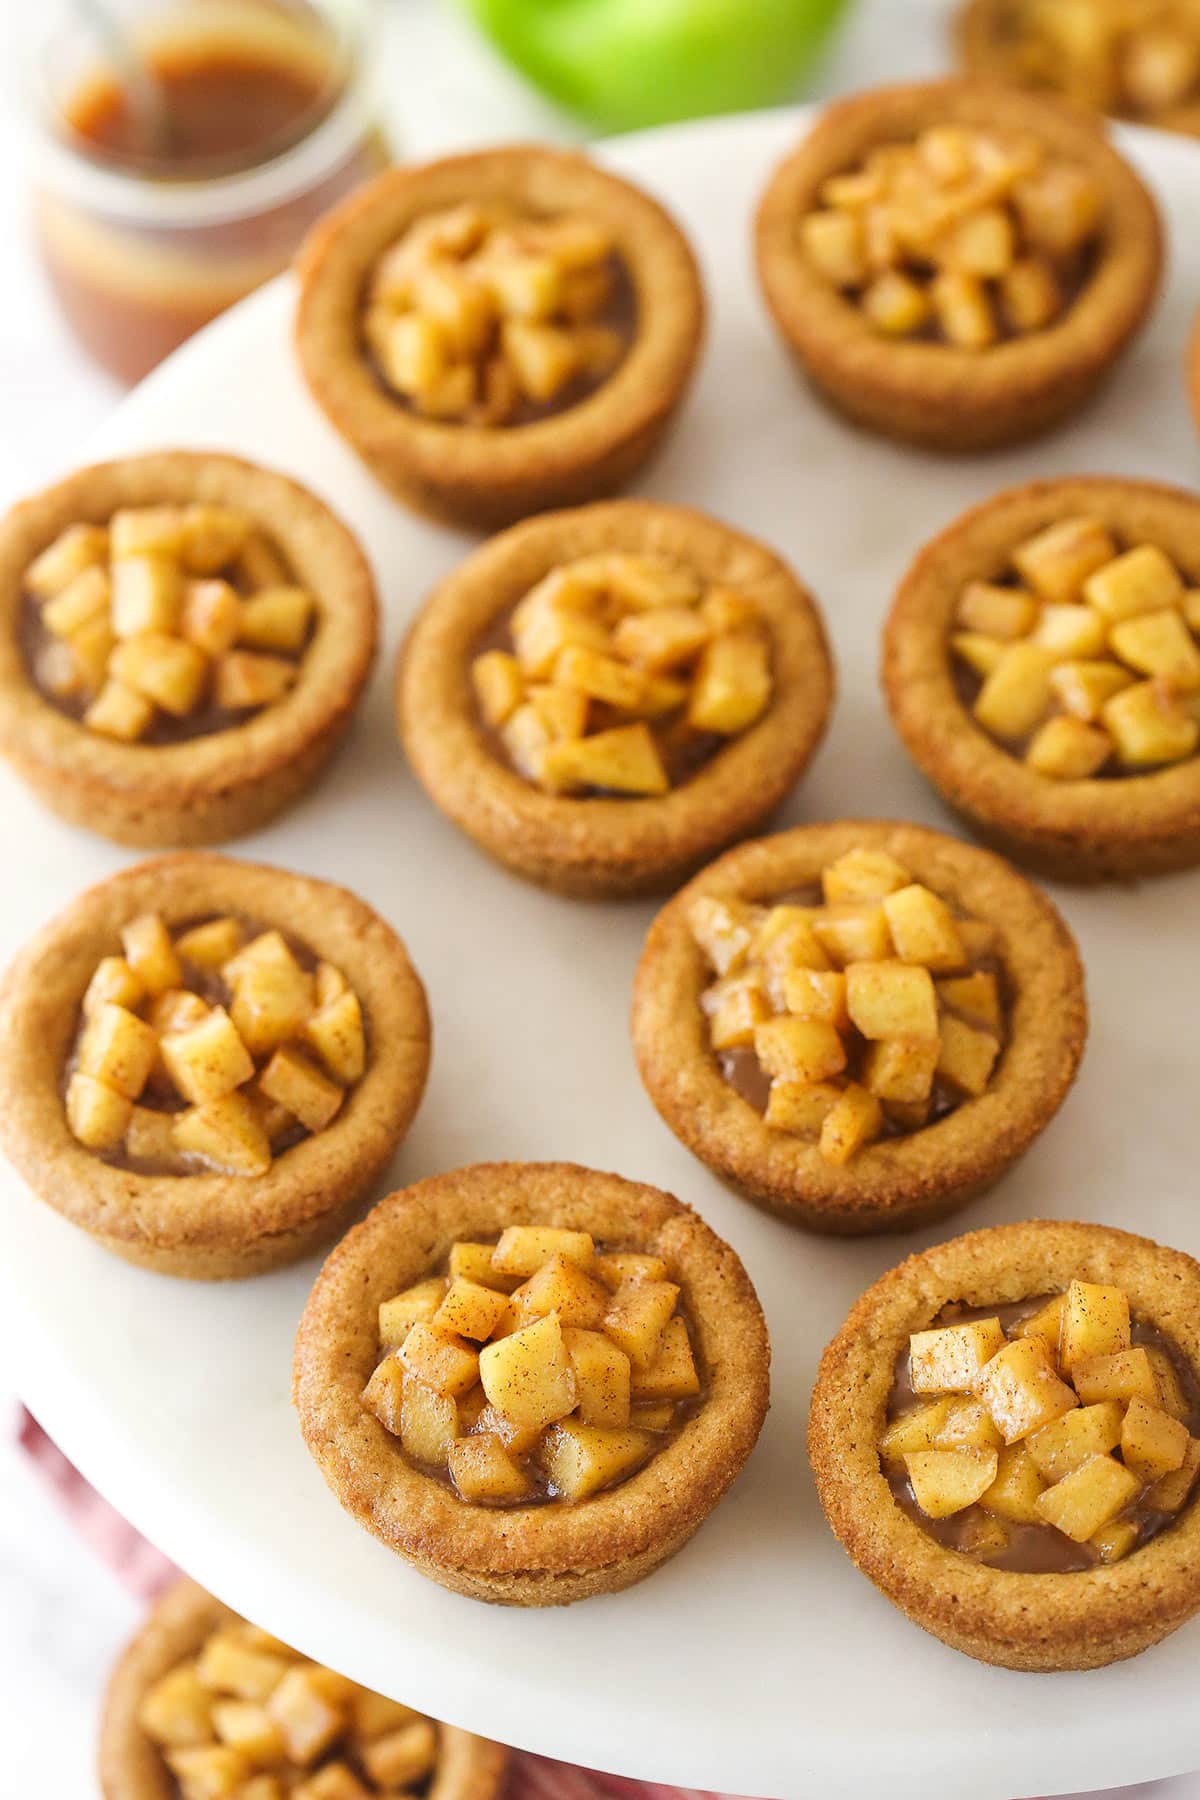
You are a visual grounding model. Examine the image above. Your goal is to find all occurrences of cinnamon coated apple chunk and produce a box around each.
[64,912,366,1177]
[471,553,773,796]
[363,1225,702,1504]
[688,845,1007,1163]
[882,1279,1200,1569]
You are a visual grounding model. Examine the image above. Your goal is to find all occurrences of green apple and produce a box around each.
[458,0,853,133]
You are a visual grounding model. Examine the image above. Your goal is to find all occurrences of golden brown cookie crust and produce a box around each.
[754,79,1163,451]
[397,500,835,898]
[883,476,1200,880]
[809,1219,1200,1670]
[631,820,1086,1236]
[98,1578,509,1799]
[293,1161,771,1606]
[0,453,377,848]
[0,854,430,1279]
[294,145,705,530]
[955,0,1200,136]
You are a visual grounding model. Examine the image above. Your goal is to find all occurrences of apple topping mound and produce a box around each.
[23,505,313,743]
[363,1226,702,1504]
[471,551,773,797]
[689,845,1007,1163]
[138,1613,440,1797]
[883,1279,1200,1569]
[65,912,365,1176]
[952,518,1200,776]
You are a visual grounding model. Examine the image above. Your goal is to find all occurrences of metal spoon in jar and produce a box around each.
[71,0,174,159]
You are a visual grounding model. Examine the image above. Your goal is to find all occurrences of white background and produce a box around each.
[0,1,1197,1794]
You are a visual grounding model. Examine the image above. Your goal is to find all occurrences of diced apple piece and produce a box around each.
[553,644,648,711]
[177,579,241,658]
[449,1240,520,1293]
[350,1690,421,1740]
[956,582,1039,641]
[1030,603,1107,659]
[612,606,711,672]
[541,722,668,796]
[594,1252,669,1290]
[1026,715,1112,779]
[765,1079,842,1136]
[1027,1401,1125,1482]
[42,564,110,639]
[975,1337,1079,1443]
[448,1432,533,1502]
[1050,658,1135,722]
[160,1007,255,1106]
[124,1105,181,1163]
[980,1443,1046,1522]
[399,1322,480,1399]
[211,1699,285,1764]
[1014,1292,1065,1352]
[543,1419,654,1500]
[512,1253,610,1330]
[604,1279,680,1368]
[434,1277,510,1343]
[973,643,1056,740]
[755,908,831,1001]
[821,848,913,903]
[165,1744,251,1796]
[26,522,108,598]
[294,1766,369,1800]
[214,650,297,710]
[781,966,848,1027]
[378,1278,448,1345]
[1121,1396,1190,1481]
[109,553,183,640]
[472,1402,542,1456]
[109,631,206,716]
[149,990,209,1040]
[687,633,771,734]
[85,679,155,741]
[1110,608,1200,689]
[846,960,938,1039]
[178,503,251,574]
[1059,1280,1131,1369]
[361,1717,438,1789]
[936,1014,1000,1097]
[801,209,867,285]
[1012,163,1103,257]
[230,959,315,1059]
[820,1082,884,1163]
[472,649,525,728]
[195,1633,290,1701]
[175,917,242,971]
[1103,678,1199,767]
[879,1398,955,1464]
[1090,1517,1138,1563]
[905,1447,998,1517]
[812,902,892,966]
[265,1666,343,1765]
[953,632,1007,678]
[138,1662,215,1747]
[78,1002,157,1100]
[934,1396,1004,1452]
[173,1093,271,1176]
[910,1318,1007,1394]
[303,989,365,1087]
[529,681,589,742]
[936,970,1001,1030]
[122,913,183,995]
[563,1326,631,1427]
[704,971,770,1050]
[754,1016,847,1084]
[1085,544,1184,620]
[502,318,580,401]
[238,586,313,654]
[882,884,967,973]
[1035,1452,1142,1543]
[630,1401,675,1430]
[688,895,761,977]
[629,1315,701,1401]
[1145,1436,1200,1512]
[491,1226,595,1277]
[361,1359,407,1441]
[83,952,145,1016]
[931,268,996,349]
[479,1311,576,1428]
[867,1036,942,1101]
[960,1512,1012,1559]
[1072,1346,1159,1406]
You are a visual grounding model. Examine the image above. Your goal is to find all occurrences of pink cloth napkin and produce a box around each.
[17,1407,732,1799]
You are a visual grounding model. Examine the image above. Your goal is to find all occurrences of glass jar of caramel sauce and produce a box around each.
[32,0,389,383]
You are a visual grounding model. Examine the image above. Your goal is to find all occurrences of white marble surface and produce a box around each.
[0,1,1198,1793]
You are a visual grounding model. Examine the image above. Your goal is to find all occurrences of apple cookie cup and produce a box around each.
[632,820,1086,1235]
[0,854,430,1278]
[809,1220,1200,1671]
[293,1162,770,1606]
[0,453,377,848]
